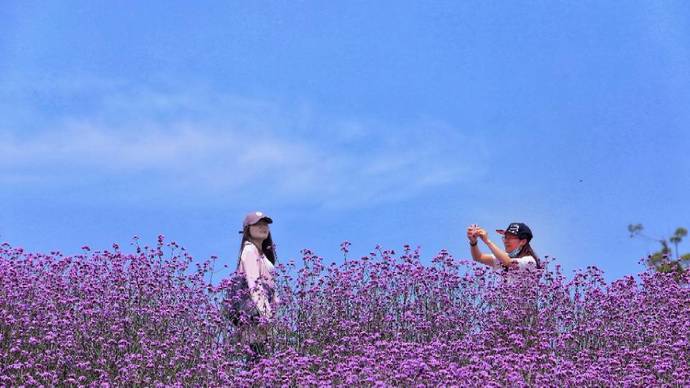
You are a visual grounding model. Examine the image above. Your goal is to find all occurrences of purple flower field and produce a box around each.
[1,237,689,386]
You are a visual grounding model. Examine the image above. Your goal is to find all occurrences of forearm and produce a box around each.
[470,243,482,260]
[470,243,494,266]
[484,239,511,266]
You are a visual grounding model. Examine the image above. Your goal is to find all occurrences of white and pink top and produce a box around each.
[236,241,277,317]
[489,255,537,270]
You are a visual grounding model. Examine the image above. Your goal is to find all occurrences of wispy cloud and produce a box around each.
[1,77,487,208]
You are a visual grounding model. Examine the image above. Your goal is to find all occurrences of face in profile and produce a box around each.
[502,233,526,252]
[249,220,270,241]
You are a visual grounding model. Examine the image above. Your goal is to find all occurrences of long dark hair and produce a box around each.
[518,242,540,269]
[237,226,277,265]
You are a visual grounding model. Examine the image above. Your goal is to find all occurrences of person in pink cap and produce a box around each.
[222,211,279,360]
[466,222,540,269]
[234,211,278,319]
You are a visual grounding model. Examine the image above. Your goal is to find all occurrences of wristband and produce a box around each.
[469,241,478,247]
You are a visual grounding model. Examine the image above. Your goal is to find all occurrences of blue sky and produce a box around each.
[2,1,689,281]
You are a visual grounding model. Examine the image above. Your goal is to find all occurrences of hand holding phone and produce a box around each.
[467,224,479,244]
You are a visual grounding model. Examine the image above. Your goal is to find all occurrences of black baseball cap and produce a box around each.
[496,222,533,241]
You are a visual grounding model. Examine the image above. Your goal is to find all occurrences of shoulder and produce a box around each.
[241,242,260,259]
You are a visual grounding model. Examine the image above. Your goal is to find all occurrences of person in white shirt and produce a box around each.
[236,211,278,319]
[467,222,540,270]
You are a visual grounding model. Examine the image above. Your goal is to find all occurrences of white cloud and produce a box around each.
[0,79,487,208]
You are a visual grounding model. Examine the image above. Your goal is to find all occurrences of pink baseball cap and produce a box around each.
[242,211,273,228]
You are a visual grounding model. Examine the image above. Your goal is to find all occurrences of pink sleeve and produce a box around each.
[240,244,271,317]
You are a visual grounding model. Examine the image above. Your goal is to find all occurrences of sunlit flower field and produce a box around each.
[1,237,688,386]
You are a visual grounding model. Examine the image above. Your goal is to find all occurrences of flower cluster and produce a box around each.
[1,239,688,386]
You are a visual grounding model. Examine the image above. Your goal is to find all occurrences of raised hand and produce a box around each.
[467,224,479,244]
[475,227,489,243]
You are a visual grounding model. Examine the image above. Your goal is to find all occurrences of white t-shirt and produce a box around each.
[490,255,537,270]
